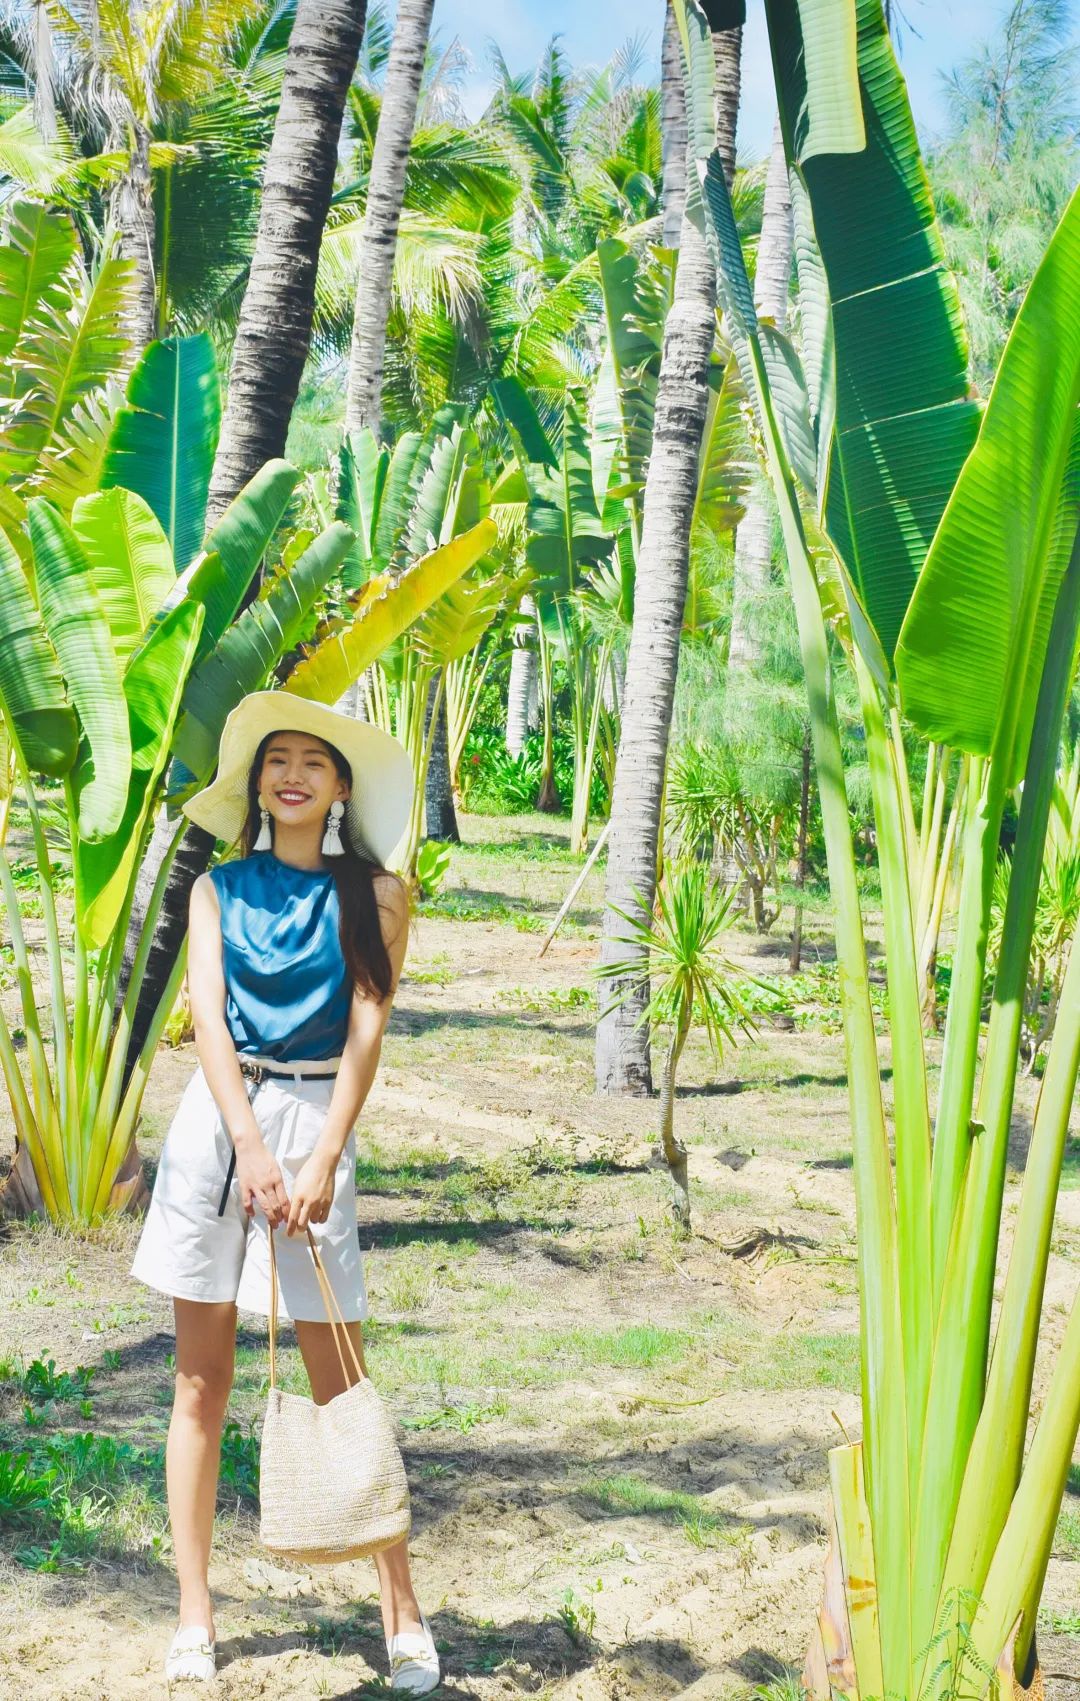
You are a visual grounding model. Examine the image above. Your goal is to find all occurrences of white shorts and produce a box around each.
[131,1063,368,1323]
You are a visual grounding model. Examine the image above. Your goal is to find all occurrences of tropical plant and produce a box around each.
[328,409,510,873]
[29,0,274,355]
[666,740,790,932]
[0,329,492,1225]
[930,0,1080,389]
[599,859,753,1229]
[676,0,1080,1690]
[0,198,130,532]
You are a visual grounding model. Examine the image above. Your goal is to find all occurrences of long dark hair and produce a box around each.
[242,730,404,1003]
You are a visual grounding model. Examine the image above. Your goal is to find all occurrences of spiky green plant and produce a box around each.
[674,0,1080,1691]
[599,859,753,1228]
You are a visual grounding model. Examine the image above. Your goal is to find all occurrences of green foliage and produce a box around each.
[415,838,452,900]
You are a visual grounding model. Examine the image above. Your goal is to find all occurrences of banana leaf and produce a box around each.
[763,0,981,666]
[0,526,77,775]
[337,430,389,590]
[101,333,221,572]
[282,519,498,704]
[896,186,1080,781]
[197,458,301,653]
[0,201,77,373]
[168,521,357,796]
[75,598,204,949]
[27,498,130,839]
[71,489,176,672]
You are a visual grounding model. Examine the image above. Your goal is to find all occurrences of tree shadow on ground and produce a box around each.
[683,1065,893,1096]
[217,1602,708,1694]
[388,1004,594,1041]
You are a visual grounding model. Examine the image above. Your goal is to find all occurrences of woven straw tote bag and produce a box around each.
[259,1228,411,1564]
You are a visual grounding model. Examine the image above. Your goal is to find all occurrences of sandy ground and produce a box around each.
[0,814,1077,1699]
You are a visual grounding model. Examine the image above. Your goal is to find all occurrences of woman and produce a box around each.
[130,691,439,1693]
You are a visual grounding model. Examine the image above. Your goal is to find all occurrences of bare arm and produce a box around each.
[285,873,411,1235]
[188,874,291,1226]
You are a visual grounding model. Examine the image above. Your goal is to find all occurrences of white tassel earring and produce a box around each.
[322,799,345,857]
[254,795,272,851]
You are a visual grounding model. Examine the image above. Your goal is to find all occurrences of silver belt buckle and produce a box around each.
[239,1059,266,1087]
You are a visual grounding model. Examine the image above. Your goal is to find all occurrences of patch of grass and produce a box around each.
[1061,1137,1080,1190]
[1056,1504,1080,1560]
[495,985,596,1014]
[0,1429,168,1572]
[1068,1461,1079,1496]
[404,953,455,988]
[537,1323,692,1372]
[402,1395,509,1433]
[1041,1609,1080,1634]
[417,890,550,933]
[736,1326,859,1394]
[219,1421,260,1503]
[583,1473,748,1554]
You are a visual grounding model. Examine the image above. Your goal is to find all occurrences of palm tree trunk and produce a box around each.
[111,119,157,361]
[712,23,742,188]
[344,0,435,441]
[506,595,537,756]
[121,0,366,1082]
[506,653,536,757]
[595,18,740,1098]
[424,674,459,843]
[728,118,793,674]
[205,0,367,534]
[661,1,688,247]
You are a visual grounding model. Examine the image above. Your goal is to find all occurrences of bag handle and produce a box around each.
[268,1226,365,1392]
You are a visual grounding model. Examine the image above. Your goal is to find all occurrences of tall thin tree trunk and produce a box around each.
[205,0,367,533]
[424,675,459,843]
[790,727,811,973]
[712,25,742,188]
[594,16,740,1097]
[122,0,366,1086]
[506,649,536,756]
[728,117,793,675]
[506,596,537,756]
[661,1,688,248]
[111,120,157,361]
[345,0,435,440]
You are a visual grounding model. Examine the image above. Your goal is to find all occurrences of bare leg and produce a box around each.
[167,1300,237,1639]
[295,1318,424,1642]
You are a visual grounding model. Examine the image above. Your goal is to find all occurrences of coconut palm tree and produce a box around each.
[204,0,367,533]
[594,0,741,1096]
[728,117,793,673]
[345,0,435,440]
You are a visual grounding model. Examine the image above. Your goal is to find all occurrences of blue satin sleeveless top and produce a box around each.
[209,853,351,1062]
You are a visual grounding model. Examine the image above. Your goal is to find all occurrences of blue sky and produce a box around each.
[426,0,1021,157]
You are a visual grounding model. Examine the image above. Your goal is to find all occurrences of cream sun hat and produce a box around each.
[182,691,414,867]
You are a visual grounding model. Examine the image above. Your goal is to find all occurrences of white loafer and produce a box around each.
[164,1624,217,1682]
[387,1612,440,1694]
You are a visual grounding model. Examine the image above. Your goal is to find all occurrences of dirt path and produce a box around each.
[1,815,1078,1699]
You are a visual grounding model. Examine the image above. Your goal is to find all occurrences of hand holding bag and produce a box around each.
[259,1227,411,1564]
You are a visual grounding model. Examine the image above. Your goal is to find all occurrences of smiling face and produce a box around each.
[257,730,350,832]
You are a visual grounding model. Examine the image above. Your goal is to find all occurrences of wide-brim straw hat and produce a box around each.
[182,691,414,867]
